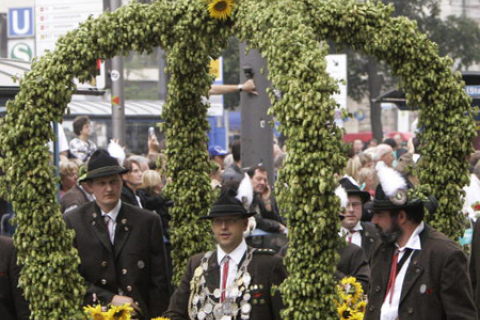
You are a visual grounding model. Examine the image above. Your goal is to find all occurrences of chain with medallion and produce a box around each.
[188,248,255,320]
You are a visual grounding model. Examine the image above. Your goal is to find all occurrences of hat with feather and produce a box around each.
[200,174,256,219]
[365,162,423,212]
[338,176,371,203]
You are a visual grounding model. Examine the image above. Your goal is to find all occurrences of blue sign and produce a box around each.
[465,86,480,98]
[8,8,34,38]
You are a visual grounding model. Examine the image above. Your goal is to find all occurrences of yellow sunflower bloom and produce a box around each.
[84,305,108,320]
[338,304,354,320]
[338,277,363,302]
[107,304,134,320]
[356,300,367,314]
[208,0,234,20]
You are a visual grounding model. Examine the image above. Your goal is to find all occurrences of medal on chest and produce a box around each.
[189,249,255,320]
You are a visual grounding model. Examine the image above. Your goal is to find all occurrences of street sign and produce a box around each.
[8,8,34,38]
[8,39,35,61]
[209,57,223,85]
[35,0,104,56]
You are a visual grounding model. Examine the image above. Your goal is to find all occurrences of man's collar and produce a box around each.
[397,221,424,251]
[217,239,247,266]
[340,221,363,235]
[100,200,122,221]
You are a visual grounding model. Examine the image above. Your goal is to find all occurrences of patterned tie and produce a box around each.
[221,256,230,302]
[103,215,114,244]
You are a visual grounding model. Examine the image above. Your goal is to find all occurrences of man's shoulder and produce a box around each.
[251,248,284,265]
[64,201,94,219]
[121,202,158,220]
[361,221,379,235]
[423,226,462,253]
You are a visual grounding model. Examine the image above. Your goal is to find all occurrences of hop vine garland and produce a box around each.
[0,0,474,319]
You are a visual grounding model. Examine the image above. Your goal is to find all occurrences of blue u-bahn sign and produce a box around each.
[8,8,34,38]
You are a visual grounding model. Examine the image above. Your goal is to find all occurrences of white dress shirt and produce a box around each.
[340,221,363,247]
[381,221,424,320]
[101,200,122,244]
[217,239,247,298]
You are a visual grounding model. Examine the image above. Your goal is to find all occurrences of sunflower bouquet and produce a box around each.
[335,277,367,320]
[84,304,171,320]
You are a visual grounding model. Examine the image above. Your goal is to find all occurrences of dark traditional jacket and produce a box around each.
[336,243,370,291]
[366,224,477,320]
[360,222,380,262]
[469,218,480,318]
[0,236,30,320]
[64,201,170,319]
[249,193,285,233]
[164,249,287,320]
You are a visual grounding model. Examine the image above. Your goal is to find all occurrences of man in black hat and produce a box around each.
[338,177,379,261]
[365,165,477,320]
[64,149,170,319]
[164,185,287,320]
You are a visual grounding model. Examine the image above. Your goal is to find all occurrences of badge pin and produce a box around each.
[419,284,427,294]
[137,260,145,269]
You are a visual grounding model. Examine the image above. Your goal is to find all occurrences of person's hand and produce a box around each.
[278,223,286,233]
[111,295,142,315]
[242,79,258,95]
[261,184,272,202]
[148,135,161,154]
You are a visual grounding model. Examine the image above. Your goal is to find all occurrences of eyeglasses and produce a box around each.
[346,202,362,209]
[212,217,243,226]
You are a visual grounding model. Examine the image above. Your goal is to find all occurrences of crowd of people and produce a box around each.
[3,111,480,320]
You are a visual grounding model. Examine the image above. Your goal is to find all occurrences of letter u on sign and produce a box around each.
[8,8,34,38]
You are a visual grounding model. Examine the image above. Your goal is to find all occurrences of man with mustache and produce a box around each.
[64,150,170,319]
[365,165,477,320]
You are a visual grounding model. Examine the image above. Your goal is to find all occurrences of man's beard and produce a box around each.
[377,220,403,245]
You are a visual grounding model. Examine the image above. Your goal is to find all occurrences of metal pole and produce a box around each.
[110,0,126,145]
[239,43,274,186]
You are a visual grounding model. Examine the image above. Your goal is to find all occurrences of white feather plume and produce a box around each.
[236,173,254,210]
[107,140,126,166]
[335,185,348,209]
[376,161,407,197]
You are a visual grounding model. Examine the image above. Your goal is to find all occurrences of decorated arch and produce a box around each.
[0,0,475,319]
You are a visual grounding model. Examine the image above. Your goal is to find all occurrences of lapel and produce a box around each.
[399,226,430,304]
[206,251,220,292]
[113,204,131,260]
[380,244,395,298]
[90,203,113,253]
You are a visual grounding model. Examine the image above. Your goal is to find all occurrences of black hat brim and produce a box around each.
[200,204,256,220]
[346,190,371,204]
[364,199,424,212]
[80,166,129,182]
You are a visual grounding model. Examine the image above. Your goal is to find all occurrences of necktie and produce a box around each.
[348,230,356,244]
[221,256,230,302]
[384,249,399,304]
[104,215,114,244]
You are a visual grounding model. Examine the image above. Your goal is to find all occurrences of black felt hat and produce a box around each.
[200,187,255,220]
[79,149,128,182]
[364,164,423,212]
[338,177,371,204]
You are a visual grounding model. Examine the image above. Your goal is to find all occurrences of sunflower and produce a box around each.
[337,304,354,320]
[338,277,363,302]
[356,300,367,314]
[84,305,108,320]
[107,304,134,320]
[208,0,234,20]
